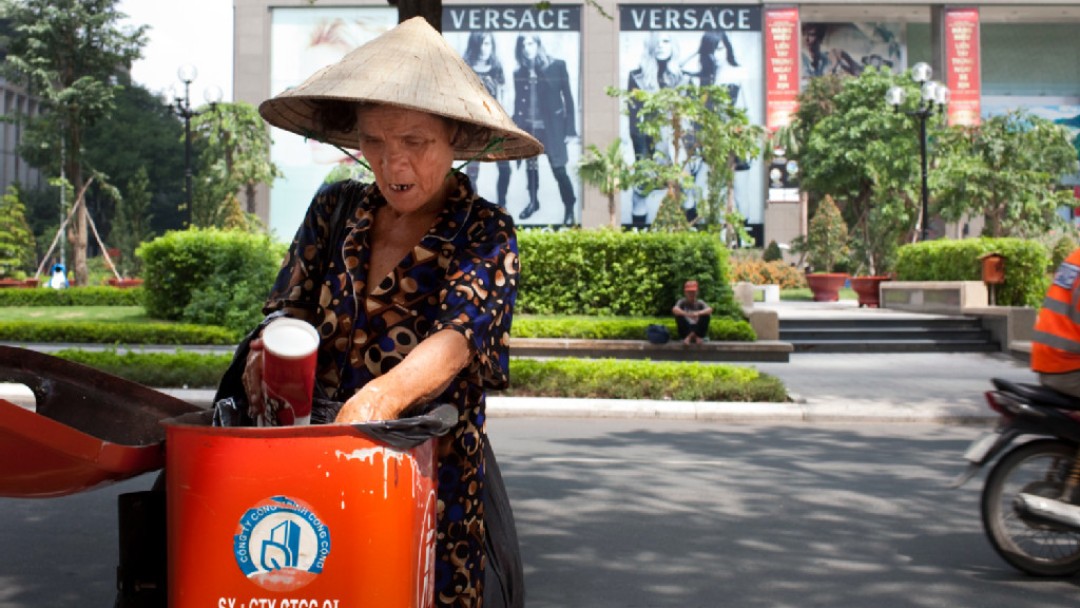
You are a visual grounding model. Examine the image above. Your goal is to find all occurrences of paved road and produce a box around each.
[2,418,1078,608]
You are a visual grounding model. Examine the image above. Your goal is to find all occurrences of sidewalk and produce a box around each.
[0,300,1036,424]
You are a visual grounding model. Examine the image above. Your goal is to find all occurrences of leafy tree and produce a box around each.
[609,84,764,241]
[81,78,187,236]
[797,67,929,275]
[0,184,37,278]
[793,194,849,273]
[934,109,1078,238]
[113,167,154,277]
[577,139,632,229]
[2,0,147,285]
[190,102,281,228]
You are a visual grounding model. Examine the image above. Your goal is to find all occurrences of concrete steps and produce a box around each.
[780,317,998,353]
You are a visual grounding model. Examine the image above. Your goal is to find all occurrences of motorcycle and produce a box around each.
[955,377,1080,576]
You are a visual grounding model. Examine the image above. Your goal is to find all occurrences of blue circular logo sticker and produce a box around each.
[233,495,331,592]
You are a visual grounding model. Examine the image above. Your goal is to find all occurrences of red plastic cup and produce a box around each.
[260,318,319,426]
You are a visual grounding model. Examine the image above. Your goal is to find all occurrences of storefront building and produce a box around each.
[233,1,1080,247]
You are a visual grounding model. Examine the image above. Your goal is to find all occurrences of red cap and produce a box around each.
[684,280,699,292]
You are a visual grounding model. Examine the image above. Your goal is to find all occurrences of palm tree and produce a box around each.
[577,139,632,228]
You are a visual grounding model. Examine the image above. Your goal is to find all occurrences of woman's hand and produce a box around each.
[241,338,266,414]
[335,381,404,423]
[334,329,470,424]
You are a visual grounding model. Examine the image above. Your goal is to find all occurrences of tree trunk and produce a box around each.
[68,130,88,286]
[725,156,737,246]
[392,0,442,30]
[246,183,257,214]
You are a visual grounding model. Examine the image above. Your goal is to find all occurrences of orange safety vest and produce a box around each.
[1032,248,1080,374]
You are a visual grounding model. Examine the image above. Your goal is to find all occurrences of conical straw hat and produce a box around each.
[259,16,543,161]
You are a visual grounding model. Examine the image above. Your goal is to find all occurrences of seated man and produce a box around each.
[1033,247,1080,398]
[672,280,713,345]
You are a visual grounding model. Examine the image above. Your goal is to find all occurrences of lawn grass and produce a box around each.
[0,306,155,323]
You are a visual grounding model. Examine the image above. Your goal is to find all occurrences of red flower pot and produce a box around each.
[805,273,849,302]
[850,276,892,308]
[108,278,144,288]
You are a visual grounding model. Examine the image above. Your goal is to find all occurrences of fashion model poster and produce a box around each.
[800,22,906,89]
[268,7,397,238]
[617,5,766,237]
[444,5,583,227]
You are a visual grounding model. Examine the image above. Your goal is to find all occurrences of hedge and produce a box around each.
[138,229,285,334]
[894,237,1049,307]
[517,229,741,318]
[513,315,755,342]
[49,350,789,401]
[0,321,238,344]
[729,258,807,289]
[507,358,788,401]
[53,349,232,389]
[0,286,144,306]
[0,316,754,344]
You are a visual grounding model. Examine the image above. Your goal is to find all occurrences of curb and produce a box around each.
[148,389,995,425]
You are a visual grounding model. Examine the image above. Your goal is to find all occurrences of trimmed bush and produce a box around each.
[513,315,755,342]
[0,321,237,344]
[50,350,789,401]
[1051,234,1078,270]
[0,286,144,306]
[507,357,788,401]
[517,228,740,318]
[53,349,231,388]
[894,237,1049,307]
[729,258,807,289]
[762,240,783,262]
[139,229,286,334]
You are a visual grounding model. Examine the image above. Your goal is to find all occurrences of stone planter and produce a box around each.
[850,276,892,308]
[806,273,850,302]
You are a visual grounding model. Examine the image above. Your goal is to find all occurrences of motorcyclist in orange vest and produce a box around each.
[1032,247,1080,398]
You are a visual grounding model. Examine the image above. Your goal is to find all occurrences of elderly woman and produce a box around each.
[252,17,542,608]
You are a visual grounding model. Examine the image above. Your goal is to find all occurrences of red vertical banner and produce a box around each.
[765,7,800,132]
[945,7,981,126]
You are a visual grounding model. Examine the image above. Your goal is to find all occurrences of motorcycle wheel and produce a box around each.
[981,439,1080,576]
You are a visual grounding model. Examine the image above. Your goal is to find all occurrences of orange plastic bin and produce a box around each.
[164,406,455,608]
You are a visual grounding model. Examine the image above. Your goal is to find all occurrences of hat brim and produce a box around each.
[258,17,544,162]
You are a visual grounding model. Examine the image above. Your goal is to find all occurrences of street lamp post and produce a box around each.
[886,62,950,242]
[168,65,223,228]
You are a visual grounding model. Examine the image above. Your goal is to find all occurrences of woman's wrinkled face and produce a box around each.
[356,105,456,216]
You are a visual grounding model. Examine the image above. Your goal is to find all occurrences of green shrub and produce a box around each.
[53,349,231,388]
[139,229,285,333]
[729,258,807,289]
[517,228,740,318]
[762,240,783,262]
[0,321,237,344]
[894,237,1049,307]
[0,286,144,306]
[50,350,789,401]
[1051,234,1078,270]
[506,357,788,401]
[513,315,755,341]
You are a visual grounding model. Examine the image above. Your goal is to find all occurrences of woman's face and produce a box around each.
[480,36,493,60]
[656,35,673,61]
[522,37,538,60]
[356,105,456,216]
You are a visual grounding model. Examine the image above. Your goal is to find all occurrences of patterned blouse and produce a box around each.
[264,172,518,607]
